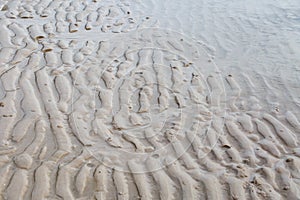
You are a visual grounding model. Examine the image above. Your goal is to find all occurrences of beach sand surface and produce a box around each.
[0,0,300,199]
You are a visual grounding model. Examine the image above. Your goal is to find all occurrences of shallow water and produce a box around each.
[133,0,300,111]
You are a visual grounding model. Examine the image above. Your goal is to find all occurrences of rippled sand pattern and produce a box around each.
[0,0,300,199]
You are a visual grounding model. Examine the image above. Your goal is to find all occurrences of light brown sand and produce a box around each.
[0,0,299,199]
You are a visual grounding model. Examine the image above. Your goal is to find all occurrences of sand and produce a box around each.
[0,0,300,199]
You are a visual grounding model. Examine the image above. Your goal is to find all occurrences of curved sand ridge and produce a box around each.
[0,0,300,200]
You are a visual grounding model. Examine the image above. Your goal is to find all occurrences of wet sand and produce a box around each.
[0,0,300,199]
